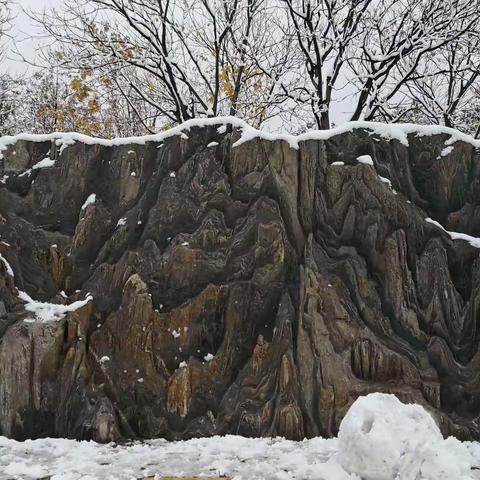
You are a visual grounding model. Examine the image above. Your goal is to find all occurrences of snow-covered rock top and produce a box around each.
[80,193,96,211]
[18,290,93,323]
[1,117,479,158]
[426,218,480,249]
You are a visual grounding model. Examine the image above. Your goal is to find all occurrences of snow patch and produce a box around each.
[357,154,374,165]
[378,175,392,187]
[204,353,214,362]
[4,461,48,479]
[0,253,14,277]
[438,145,454,158]
[81,193,96,211]
[56,137,76,154]
[331,161,345,166]
[207,141,219,147]
[32,157,55,170]
[117,217,127,227]
[378,175,397,193]
[18,291,93,323]
[426,218,480,248]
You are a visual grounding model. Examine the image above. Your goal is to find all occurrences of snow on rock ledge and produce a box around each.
[1,116,480,157]
[337,393,473,480]
[18,290,93,323]
[426,217,480,249]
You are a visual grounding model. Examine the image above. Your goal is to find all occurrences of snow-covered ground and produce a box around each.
[1,394,479,480]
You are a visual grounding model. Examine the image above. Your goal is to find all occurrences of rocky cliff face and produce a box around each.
[1,121,480,442]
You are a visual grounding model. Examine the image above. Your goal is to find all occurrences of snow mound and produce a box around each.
[338,393,473,480]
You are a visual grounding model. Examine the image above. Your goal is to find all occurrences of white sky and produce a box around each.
[3,0,63,74]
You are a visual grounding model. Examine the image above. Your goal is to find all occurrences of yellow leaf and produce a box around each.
[70,78,82,90]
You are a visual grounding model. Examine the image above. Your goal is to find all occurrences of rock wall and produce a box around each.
[1,122,480,442]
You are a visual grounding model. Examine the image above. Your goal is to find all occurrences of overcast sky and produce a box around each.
[4,0,62,74]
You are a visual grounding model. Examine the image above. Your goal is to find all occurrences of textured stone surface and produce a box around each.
[0,124,480,442]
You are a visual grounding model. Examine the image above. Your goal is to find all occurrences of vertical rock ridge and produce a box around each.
[0,126,480,441]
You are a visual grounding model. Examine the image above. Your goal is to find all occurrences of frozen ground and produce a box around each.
[1,394,479,480]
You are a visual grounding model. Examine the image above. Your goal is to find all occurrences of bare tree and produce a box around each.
[0,0,15,135]
[347,0,480,122]
[22,0,480,133]
[379,34,480,137]
[270,0,479,129]
[277,0,372,129]
[29,0,292,131]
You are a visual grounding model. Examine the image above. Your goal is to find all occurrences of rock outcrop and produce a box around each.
[1,121,480,442]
